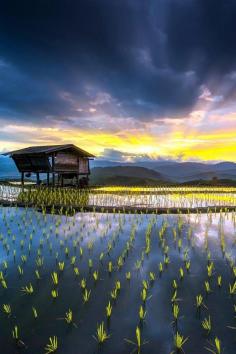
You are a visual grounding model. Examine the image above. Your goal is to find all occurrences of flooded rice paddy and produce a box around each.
[0,206,235,353]
[2,185,236,209]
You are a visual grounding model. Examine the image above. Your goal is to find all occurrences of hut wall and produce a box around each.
[78,157,89,174]
[54,153,79,172]
[13,155,50,172]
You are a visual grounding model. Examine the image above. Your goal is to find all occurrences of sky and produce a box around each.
[1,0,236,162]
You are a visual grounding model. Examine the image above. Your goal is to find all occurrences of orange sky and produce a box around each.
[1,116,236,162]
[1,88,236,162]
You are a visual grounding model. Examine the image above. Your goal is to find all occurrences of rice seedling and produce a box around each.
[205,337,222,354]
[164,255,170,266]
[229,281,236,296]
[58,262,65,272]
[135,260,142,271]
[115,280,121,291]
[73,267,80,277]
[2,304,11,317]
[185,260,191,272]
[64,309,73,324]
[207,262,214,278]
[51,289,58,299]
[126,271,131,280]
[139,305,146,322]
[217,275,222,288]
[12,325,19,340]
[70,256,76,266]
[125,326,148,352]
[196,294,207,312]
[171,290,179,304]
[108,261,113,274]
[172,332,188,353]
[205,281,211,294]
[106,301,112,318]
[99,252,104,262]
[159,262,163,274]
[202,315,212,335]
[35,269,41,279]
[32,306,38,319]
[232,266,236,278]
[64,247,69,257]
[1,278,8,289]
[21,283,34,295]
[117,256,123,269]
[83,288,91,303]
[141,288,147,303]
[173,279,178,290]
[93,322,110,344]
[21,255,27,263]
[172,303,180,323]
[149,272,156,282]
[142,280,149,290]
[179,267,184,280]
[111,288,118,300]
[80,278,86,289]
[88,258,93,269]
[79,247,83,257]
[51,272,59,286]
[17,265,23,276]
[45,336,58,353]
[93,270,99,282]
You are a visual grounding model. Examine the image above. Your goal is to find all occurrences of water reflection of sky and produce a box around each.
[0,207,235,354]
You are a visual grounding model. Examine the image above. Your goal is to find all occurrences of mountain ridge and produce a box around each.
[1,155,236,184]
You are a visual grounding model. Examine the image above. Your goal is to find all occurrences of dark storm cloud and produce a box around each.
[0,0,236,123]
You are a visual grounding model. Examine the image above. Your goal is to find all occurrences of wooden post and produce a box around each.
[36,172,40,185]
[76,174,79,188]
[52,154,55,187]
[21,172,24,187]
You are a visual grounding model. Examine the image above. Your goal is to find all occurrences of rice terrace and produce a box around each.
[1,1,236,353]
[0,183,235,353]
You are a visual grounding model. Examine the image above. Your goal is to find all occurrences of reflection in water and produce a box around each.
[0,207,235,354]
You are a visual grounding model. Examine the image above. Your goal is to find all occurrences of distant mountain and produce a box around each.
[209,162,236,171]
[0,156,19,180]
[90,166,169,186]
[91,160,236,183]
[152,162,236,181]
[183,169,236,182]
[1,154,236,185]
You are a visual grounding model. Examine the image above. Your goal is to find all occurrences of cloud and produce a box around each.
[0,1,236,161]
[1,0,236,126]
[199,85,223,103]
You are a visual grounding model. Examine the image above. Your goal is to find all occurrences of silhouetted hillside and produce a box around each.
[90,166,168,185]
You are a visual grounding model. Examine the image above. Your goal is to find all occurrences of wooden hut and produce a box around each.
[4,144,95,187]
